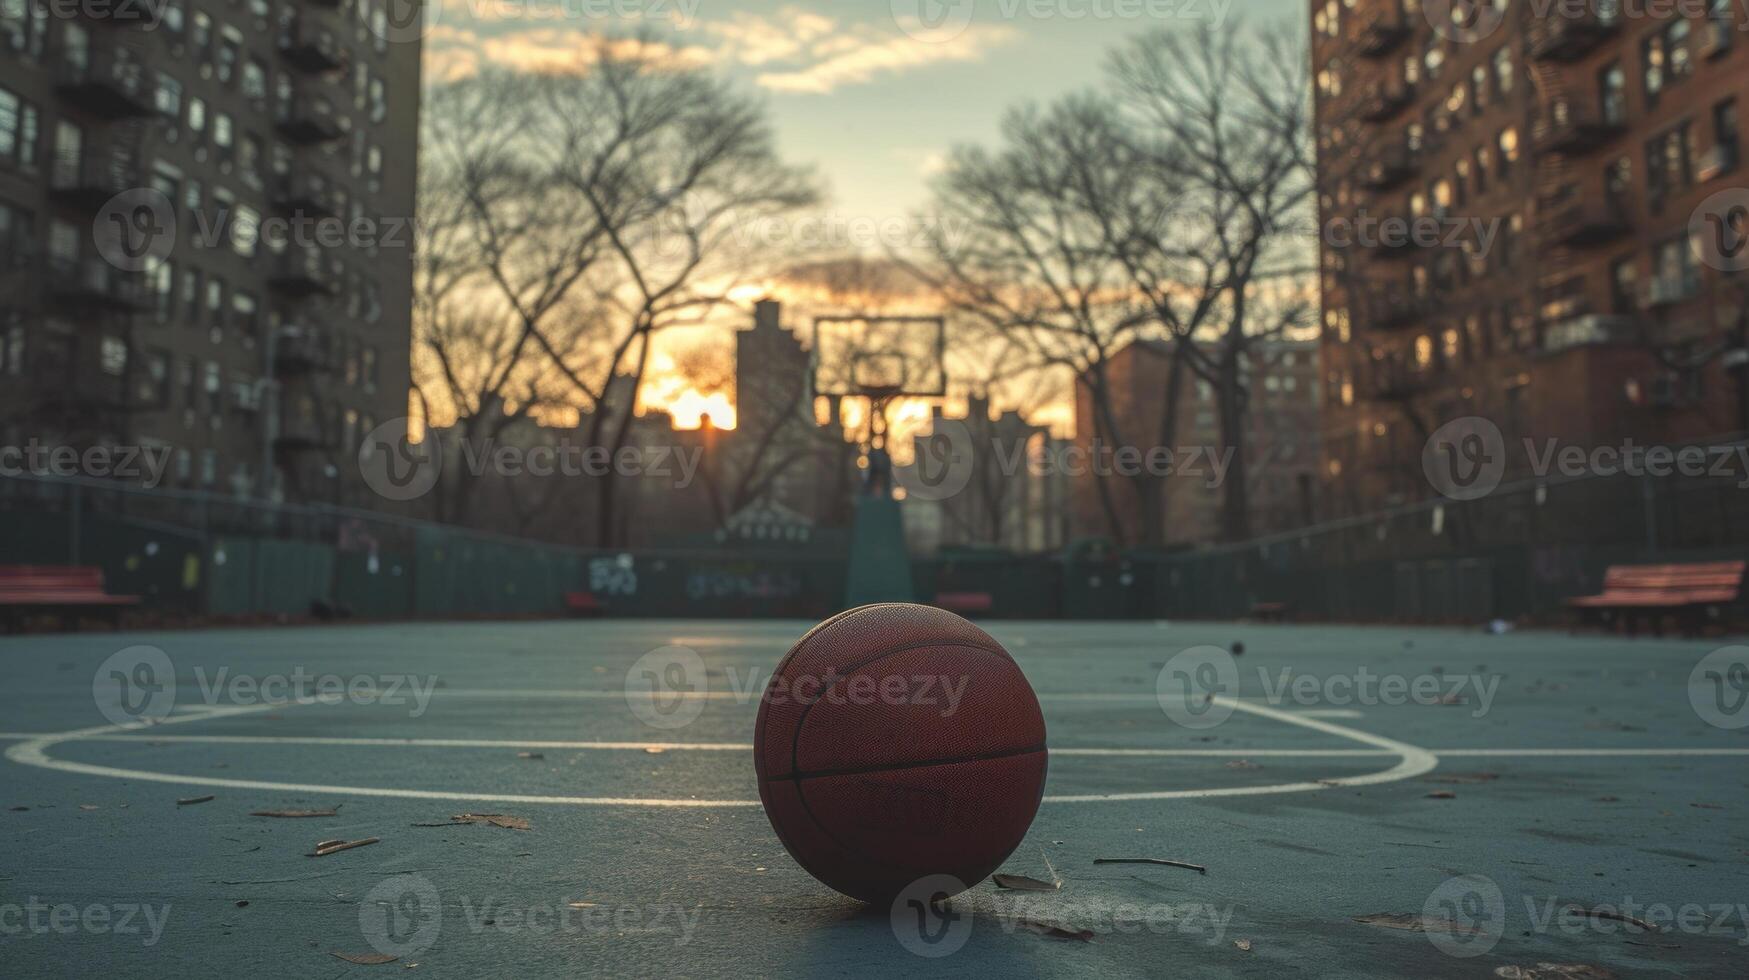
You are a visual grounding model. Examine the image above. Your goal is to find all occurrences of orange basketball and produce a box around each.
[753,604,1048,902]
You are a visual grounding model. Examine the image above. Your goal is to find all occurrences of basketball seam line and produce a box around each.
[784,640,1012,781]
[775,743,1047,782]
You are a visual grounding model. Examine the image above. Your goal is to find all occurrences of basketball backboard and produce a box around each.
[811,316,947,400]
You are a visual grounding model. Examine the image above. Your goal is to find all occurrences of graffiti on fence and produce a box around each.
[589,556,639,597]
[685,565,805,602]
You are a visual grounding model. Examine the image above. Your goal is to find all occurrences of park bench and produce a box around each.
[1567,560,1745,636]
[564,591,606,617]
[934,591,994,616]
[0,565,141,630]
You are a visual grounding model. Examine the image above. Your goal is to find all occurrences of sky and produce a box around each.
[418,0,1306,430]
[424,0,1303,232]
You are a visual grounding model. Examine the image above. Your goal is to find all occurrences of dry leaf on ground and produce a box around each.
[992,874,1060,892]
[308,837,380,857]
[1020,920,1095,942]
[330,951,398,965]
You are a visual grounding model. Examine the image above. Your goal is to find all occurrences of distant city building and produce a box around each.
[904,397,1072,555]
[1072,338,1322,547]
[0,1,420,505]
[1312,0,1748,517]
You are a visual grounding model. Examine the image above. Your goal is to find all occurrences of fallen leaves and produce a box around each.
[1093,858,1207,875]
[414,813,531,831]
[517,751,544,760]
[1020,920,1095,942]
[330,951,398,965]
[251,808,339,819]
[308,838,380,857]
[1353,912,1428,932]
[1234,938,1253,951]
[992,874,1060,892]
[1493,964,1616,980]
[1564,906,1658,932]
[1426,791,1458,800]
[177,795,215,806]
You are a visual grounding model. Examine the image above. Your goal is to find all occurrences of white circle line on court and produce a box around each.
[2,696,1443,807]
[1,732,1745,758]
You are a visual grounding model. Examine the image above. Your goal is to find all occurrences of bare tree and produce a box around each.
[1109,23,1318,542]
[912,95,1170,547]
[416,36,819,545]
[916,22,1316,547]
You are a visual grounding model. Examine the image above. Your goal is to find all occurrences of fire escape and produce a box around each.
[31,20,159,446]
[267,2,354,502]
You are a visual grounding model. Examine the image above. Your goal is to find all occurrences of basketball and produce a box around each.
[753,604,1049,903]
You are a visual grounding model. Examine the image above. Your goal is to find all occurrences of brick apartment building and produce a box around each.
[0,0,419,505]
[1313,0,1748,518]
[1073,338,1322,548]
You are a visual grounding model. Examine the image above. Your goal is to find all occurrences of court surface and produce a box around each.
[2,619,1746,978]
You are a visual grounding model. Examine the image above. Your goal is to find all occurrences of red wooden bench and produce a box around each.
[1568,561,1745,636]
[0,565,141,630]
[935,592,994,615]
[564,591,605,617]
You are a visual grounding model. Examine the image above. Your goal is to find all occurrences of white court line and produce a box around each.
[6,733,1746,758]
[5,694,1440,807]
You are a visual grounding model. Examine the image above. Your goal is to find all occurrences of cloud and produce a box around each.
[708,7,1018,94]
[426,25,713,78]
[424,7,1015,92]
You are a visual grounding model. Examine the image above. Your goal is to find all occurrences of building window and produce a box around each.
[1492,46,1514,97]
[100,336,127,376]
[1605,156,1631,199]
[206,277,224,328]
[1643,20,1693,103]
[1653,236,1697,297]
[1599,63,1626,124]
[1646,124,1694,209]
[1610,257,1638,314]
[1497,128,1519,178]
[1713,100,1740,176]
[0,87,37,170]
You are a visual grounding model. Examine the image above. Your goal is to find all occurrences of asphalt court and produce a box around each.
[2,620,1747,977]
